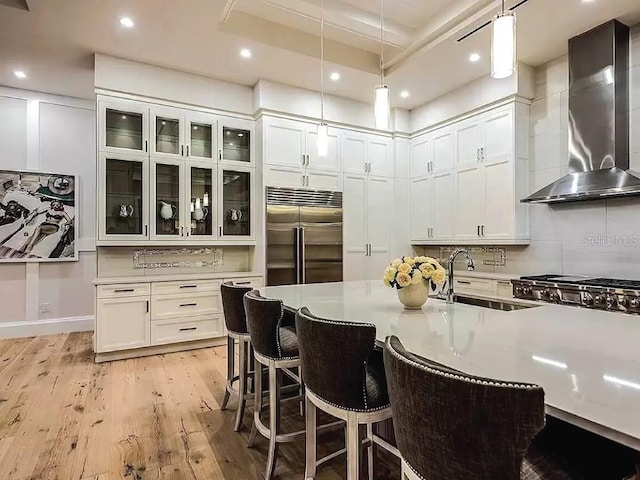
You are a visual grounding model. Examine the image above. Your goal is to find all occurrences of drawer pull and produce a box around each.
[179,285,198,289]
[114,288,135,293]
[235,281,252,285]
[179,303,198,307]
[179,327,198,332]
[456,281,472,285]
[497,281,512,285]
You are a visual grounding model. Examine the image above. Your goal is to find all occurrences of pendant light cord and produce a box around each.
[379,0,384,84]
[320,0,325,122]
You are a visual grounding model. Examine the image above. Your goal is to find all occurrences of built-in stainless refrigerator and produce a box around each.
[266,187,343,286]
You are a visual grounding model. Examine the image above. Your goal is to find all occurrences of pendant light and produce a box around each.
[374,0,390,129]
[317,0,329,157]
[491,0,516,79]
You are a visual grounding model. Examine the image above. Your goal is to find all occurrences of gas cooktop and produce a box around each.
[512,275,640,314]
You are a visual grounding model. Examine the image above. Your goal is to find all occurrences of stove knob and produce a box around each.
[542,289,551,299]
[619,297,629,308]
[583,293,594,306]
[606,295,618,308]
[550,292,561,303]
[630,298,640,309]
[515,286,524,296]
[594,295,605,305]
[523,286,533,296]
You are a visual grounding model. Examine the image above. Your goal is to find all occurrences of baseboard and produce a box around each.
[0,315,94,339]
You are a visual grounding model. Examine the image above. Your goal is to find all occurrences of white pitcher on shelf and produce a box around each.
[159,201,176,220]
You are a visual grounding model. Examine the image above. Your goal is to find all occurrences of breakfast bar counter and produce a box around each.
[262,280,640,451]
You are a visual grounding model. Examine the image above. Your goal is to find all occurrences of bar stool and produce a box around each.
[243,290,305,480]
[383,335,579,480]
[295,307,396,480]
[220,281,254,432]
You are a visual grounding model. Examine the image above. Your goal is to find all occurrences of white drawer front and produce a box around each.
[454,277,494,296]
[151,280,222,296]
[97,283,151,299]
[151,292,222,320]
[151,315,223,346]
[496,280,514,299]
[223,277,263,288]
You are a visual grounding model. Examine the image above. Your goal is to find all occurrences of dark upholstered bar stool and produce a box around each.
[220,281,254,432]
[243,290,305,480]
[296,307,397,480]
[383,336,578,480]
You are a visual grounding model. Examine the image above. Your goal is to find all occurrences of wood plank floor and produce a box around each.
[0,332,399,480]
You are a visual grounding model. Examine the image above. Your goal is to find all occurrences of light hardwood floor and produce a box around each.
[0,332,399,480]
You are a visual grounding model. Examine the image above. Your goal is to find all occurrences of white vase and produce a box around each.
[159,201,175,220]
[397,281,430,310]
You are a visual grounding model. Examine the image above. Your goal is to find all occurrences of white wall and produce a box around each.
[0,87,96,337]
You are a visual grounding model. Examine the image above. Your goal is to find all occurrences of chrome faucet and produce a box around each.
[446,248,475,304]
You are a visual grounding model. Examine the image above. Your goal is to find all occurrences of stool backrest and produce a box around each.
[383,335,545,480]
[295,306,377,411]
[221,281,253,334]
[244,290,287,359]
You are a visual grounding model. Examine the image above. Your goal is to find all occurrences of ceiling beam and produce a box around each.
[220,0,238,23]
[384,0,501,73]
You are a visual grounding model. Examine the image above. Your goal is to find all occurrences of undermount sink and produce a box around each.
[453,295,540,312]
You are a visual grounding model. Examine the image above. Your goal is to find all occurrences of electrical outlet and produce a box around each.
[39,303,50,314]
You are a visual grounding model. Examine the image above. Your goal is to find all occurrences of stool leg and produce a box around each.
[299,366,305,417]
[304,394,317,480]
[248,358,262,448]
[222,336,234,410]
[265,364,281,480]
[346,412,359,480]
[234,338,248,432]
[367,423,374,480]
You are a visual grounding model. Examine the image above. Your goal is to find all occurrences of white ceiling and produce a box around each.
[1,0,640,110]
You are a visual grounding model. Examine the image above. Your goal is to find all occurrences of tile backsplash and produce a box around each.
[420,25,640,279]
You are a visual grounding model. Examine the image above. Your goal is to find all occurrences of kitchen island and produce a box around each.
[262,280,640,451]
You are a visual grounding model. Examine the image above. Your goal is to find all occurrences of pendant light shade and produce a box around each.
[317,123,329,157]
[491,11,516,79]
[374,85,390,129]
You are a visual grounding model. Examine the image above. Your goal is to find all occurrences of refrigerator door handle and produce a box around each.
[294,227,301,284]
[300,227,306,284]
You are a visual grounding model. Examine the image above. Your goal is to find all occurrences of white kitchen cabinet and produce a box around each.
[342,132,367,174]
[410,171,454,243]
[453,103,530,243]
[186,161,217,240]
[343,173,392,281]
[307,125,340,172]
[307,169,342,191]
[410,176,432,242]
[432,127,454,172]
[150,106,185,159]
[218,165,255,240]
[99,97,150,155]
[96,295,150,353]
[264,117,306,169]
[367,135,393,177]
[187,111,218,161]
[150,157,185,240]
[410,134,431,178]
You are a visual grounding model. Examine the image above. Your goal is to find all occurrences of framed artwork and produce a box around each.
[0,169,78,262]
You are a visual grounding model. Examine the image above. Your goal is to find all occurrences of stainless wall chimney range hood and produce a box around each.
[522,20,638,204]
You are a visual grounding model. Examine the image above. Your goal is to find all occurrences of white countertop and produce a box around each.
[94,271,263,285]
[453,270,521,281]
[262,280,640,450]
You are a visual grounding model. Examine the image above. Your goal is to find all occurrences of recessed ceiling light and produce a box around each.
[119,17,135,28]
[400,90,410,99]
[469,53,481,62]
[240,49,252,59]
[330,72,340,81]
[14,71,26,79]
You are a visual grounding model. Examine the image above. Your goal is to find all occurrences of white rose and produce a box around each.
[397,263,412,274]
[391,258,402,267]
[410,269,423,284]
[383,276,391,287]
[419,263,435,276]
[414,256,429,264]
[384,266,397,282]
[431,268,446,285]
[403,256,416,266]
[396,272,412,287]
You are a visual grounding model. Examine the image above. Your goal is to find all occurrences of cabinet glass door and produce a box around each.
[153,161,182,237]
[105,109,144,152]
[222,126,251,163]
[155,116,181,156]
[189,121,213,159]
[103,156,147,238]
[188,165,214,238]
[221,169,251,237]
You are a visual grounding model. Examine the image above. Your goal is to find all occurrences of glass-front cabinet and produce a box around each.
[219,167,253,239]
[151,159,184,240]
[98,153,149,241]
[219,117,253,164]
[187,112,216,160]
[99,99,149,154]
[150,107,183,158]
[187,163,216,239]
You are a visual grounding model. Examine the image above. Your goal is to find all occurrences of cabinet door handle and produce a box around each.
[179,285,198,289]
[480,147,485,161]
[114,288,135,293]
[145,140,148,152]
[481,225,485,236]
[146,300,149,313]
[306,154,310,165]
[236,281,252,285]
[179,327,198,332]
[218,149,222,160]
[179,303,198,307]
[302,154,306,166]
[457,280,472,285]
[477,225,481,237]
[186,145,189,157]
[144,224,148,237]
[181,145,184,156]
[219,226,223,236]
